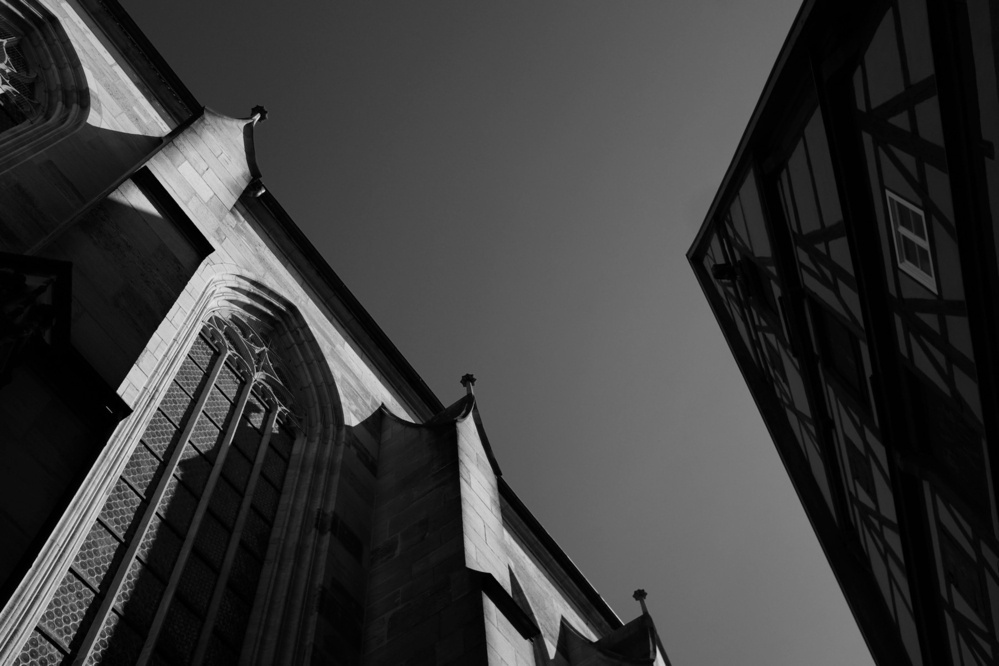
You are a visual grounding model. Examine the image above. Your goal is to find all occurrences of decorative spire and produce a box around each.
[460,373,476,395]
[251,105,268,125]
[633,589,649,616]
[633,589,671,665]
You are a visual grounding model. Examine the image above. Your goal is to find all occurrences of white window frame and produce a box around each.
[886,190,937,294]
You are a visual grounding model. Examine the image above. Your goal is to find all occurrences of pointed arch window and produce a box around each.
[15,315,299,665]
[0,28,38,132]
[0,0,88,175]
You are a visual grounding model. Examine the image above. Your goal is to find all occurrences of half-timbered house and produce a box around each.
[689,0,999,664]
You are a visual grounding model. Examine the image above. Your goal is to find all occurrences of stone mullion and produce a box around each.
[71,346,230,666]
[190,405,279,666]
[134,367,255,665]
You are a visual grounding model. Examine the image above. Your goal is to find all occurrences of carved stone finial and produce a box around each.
[460,373,476,395]
[633,589,649,615]
[251,105,268,123]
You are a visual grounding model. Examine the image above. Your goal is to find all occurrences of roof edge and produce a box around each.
[77,0,201,125]
[248,191,444,420]
[498,477,623,630]
[687,0,816,260]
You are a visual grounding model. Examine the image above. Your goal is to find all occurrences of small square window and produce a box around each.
[886,190,937,293]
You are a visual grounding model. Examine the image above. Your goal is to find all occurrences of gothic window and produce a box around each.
[0,0,88,175]
[16,315,299,665]
[0,18,39,134]
[886,190,936,293]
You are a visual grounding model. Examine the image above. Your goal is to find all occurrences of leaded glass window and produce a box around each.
[16,315,299,665]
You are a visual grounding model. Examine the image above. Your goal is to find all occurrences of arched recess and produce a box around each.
[0,0,88,175]
[0,274,347,665]
[209,279,349,665]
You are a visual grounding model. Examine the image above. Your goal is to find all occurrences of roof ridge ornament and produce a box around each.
[633,588,649,615]
[460,373,476,395]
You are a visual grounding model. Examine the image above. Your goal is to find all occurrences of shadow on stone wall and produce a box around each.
[96,373,275,664]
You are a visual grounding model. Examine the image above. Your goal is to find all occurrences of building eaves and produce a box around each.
[78,0,201,126]
[686,0,816,260]
[499,477,623,631]
[249,191,444,421]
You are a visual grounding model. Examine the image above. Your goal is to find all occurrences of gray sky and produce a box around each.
[125,1,875,663]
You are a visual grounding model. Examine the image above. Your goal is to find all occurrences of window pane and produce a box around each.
[896,203,912,231]
[39,571,95,650]
[910,208,926,237]
[917,246,932,274]
[810,302,866,403]
[902,236,919,264]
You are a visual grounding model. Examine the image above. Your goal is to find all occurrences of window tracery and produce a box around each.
[15,315,300,665]
[0,28,38,132]
[0,0,88,175]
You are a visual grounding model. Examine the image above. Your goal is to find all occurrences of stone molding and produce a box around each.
[0,271,346,663]
[0,0,88,176]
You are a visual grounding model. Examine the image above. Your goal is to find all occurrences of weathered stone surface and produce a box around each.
[0,3,664,664]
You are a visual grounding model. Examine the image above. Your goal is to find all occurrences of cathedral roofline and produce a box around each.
[244,190,445,421]
[381,390,625,631]
[429,392,503,477]
[500,476,623,631]
[65,0,444,421]
[78,0,201,125]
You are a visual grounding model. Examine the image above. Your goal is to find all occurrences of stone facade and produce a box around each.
[0,0,669,664]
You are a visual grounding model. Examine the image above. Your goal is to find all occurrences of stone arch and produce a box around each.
[203,278,352,663]
[0,0,88,175]
[0,273,348,664]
